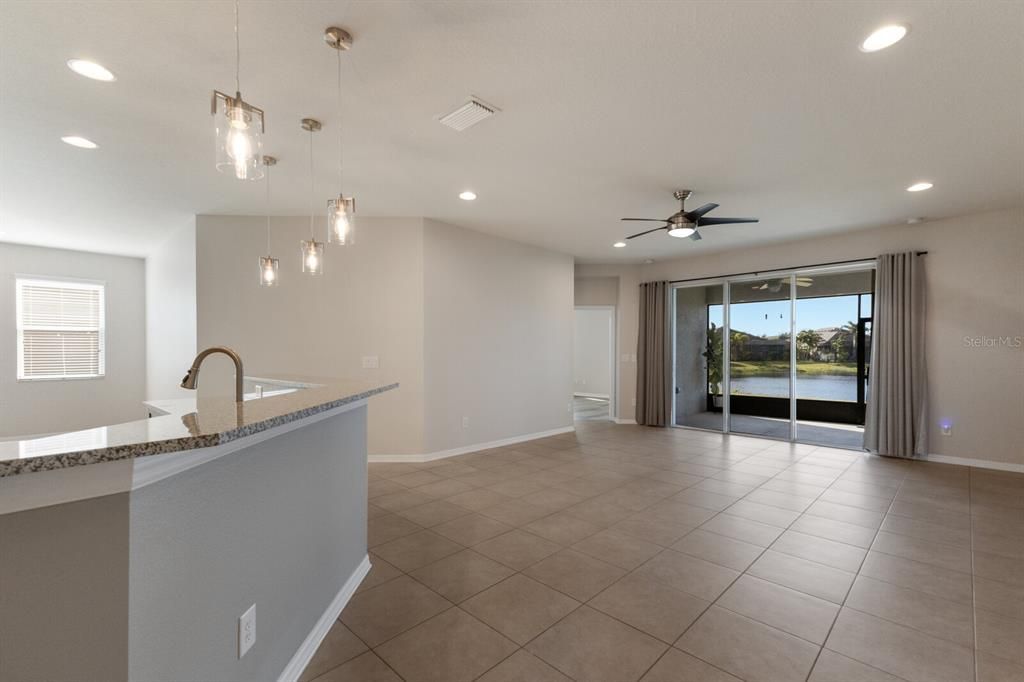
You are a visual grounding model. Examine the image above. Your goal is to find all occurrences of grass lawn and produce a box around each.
[729,361,858,376]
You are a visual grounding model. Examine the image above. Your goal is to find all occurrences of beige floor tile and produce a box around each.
[880,513,972,549]
[340,575,451,647]
[870,530,971,574]
[375,608,517,682]
[473,529,562,570]
[824,607,974,682]
[677,606,820,682]
[976,651,1024,682]
[808,649,904,682]
[446,488,516,511]
[744,488,817,512]
[373,489,437,512]
[368,514,424,547]
[396,499,473,527]
[644,499,719,526]
[462,574,579,644]
[805,500,885,529]
[846,574,974,647]
[772,529,866,572]
[527,606,668,682]
[699,513,784,547]
[520,487,588,511]
[368,479,408,499]
[357,556,403,594]
[974,525,1024,559]
[639,648,741,682]
[564,498,636,526]
[299,622,368,682]
[409,549,515,602]
[974,575,1024,620]
[589,571,709,643]
[311,651,400,682]
[974,549,1024,588]
[717,575,839,644]
[485,476,551,498]
[790,514,878,549]
[413,478,479,499]
[858,550,973,604]
[746,550,855,604]
[610,513,695,547]
[669,488,741,511]
[724,499,801,527]
[433,513,513,546]
[632,548,740,601]
[525,512,603,545]
[524,548,626,601]
[887,499,970,530]
[367,504,390,520]
[476,650,572,682]
[392,471,447,489]
[478,498,552,526]
[671,529,763,571]
[975,607,1024,665]
[818,489,892,513]
[371,530,464,572]
[571,529,664,569]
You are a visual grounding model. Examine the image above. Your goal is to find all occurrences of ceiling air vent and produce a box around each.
[438,97,497,132]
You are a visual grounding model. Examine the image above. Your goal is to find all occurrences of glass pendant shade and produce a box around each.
[327,196,356,245]
[301,240,324,275]
[258,256,279,287]
[212,91,265,180]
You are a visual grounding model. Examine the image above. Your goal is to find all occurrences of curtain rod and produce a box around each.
[666,251,928,285]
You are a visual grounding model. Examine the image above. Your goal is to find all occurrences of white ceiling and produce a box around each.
[1,1,1022,262]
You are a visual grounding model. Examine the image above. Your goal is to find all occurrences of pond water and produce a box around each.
[730,375,860,401]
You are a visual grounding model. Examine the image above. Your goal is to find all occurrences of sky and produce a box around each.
[709,294,871,337]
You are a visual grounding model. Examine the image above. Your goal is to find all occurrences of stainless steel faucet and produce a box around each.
[180,346,245,403]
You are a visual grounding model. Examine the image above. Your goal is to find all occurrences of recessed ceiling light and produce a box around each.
[860,24,908,52]
[67,59,116,81]
[613,241,627,248]
[459,191,477,201]
[906,181,933,192]
[61,136,98,149]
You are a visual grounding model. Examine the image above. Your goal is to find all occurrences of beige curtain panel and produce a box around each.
[636,281,670,426]
[864,252,928,457]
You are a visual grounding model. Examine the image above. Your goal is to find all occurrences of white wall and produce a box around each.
[195,215,425,455]
[422,219,575,453]
[145,221,196,399]
[574,308,613,398]
[581,207,1024,467]
[0,243,146,436]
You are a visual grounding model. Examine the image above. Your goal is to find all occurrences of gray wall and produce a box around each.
[145,221,197,400]
[0,242,147,437]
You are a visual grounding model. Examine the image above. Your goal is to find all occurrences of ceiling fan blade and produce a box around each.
[625,226,668,239]
[621,218,669,222]
[684,203,719,220]
[795,280,813,287]
[688,230,702,241]
[697,217,759,226]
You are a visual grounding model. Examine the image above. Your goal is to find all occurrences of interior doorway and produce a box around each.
[574,306,615,421]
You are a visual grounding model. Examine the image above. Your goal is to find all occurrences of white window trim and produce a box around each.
[15,276,107,382]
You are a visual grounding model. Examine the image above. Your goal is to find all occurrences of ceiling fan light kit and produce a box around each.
[621,189,758,244]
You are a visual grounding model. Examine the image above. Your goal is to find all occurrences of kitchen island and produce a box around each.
[0,376,396,682]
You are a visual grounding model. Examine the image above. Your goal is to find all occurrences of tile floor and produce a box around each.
[300,420,1024,682]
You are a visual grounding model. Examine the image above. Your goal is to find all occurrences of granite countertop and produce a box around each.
[0,376,397,478]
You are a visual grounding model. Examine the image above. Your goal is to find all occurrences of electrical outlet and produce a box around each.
[462,416,470,429]
[567,401,573,413]
[361,356,379,369]
[239,604,255,659]
[940,421,953,436]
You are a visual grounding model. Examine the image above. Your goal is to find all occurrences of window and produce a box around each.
[16,278,105,380]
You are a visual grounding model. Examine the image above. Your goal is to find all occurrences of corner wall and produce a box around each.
[145,222,197,400]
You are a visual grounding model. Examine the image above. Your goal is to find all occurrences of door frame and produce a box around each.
[574,305,617,421]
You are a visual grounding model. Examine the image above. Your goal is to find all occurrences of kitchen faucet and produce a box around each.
[180,346,244,403]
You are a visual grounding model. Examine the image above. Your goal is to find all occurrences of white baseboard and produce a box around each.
[278,554,371,682]
[922,453,1024,474]
[613,418,637,425]
[369,425,576,463]
[574,392,610,399]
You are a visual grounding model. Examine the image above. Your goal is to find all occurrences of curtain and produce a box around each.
[864,252,928,457]
[636,281,670,426]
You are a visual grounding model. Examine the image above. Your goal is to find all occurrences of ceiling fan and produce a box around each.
[752,277,813,292]
[622,190,758,242]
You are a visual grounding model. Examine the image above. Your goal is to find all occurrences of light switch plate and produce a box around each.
[239,604,255,659]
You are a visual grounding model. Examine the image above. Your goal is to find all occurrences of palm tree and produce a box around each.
[796,329,823,361]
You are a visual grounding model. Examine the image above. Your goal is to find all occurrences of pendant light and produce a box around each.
[325,27,356,245]
[211,0,265,181]
[258,155,279,286]
[300,118,325,275]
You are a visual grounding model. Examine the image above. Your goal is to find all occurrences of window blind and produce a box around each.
[16,278,105,380]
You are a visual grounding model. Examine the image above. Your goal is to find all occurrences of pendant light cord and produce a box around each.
[264,162,271,253]
[308,128,315,239]
[234,0,241,92]
[336,48,343,193]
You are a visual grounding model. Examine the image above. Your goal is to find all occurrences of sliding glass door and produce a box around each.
[671,264,874,448]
